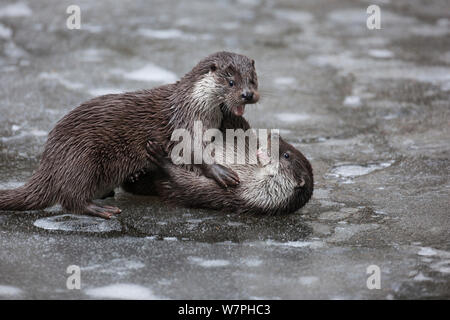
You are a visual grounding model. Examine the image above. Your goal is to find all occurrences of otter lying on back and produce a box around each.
[0,52,259,218]
[143,117,313,215]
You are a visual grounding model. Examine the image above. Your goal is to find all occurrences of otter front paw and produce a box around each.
[202,163,240,188]
[128,168,147,183]
[145,141,169,167]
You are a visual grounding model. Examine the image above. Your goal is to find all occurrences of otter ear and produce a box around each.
[209,63,217,72]
[296,178,306,188]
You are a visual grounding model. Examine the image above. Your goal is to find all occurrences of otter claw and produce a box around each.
[127,168,147,183]
[86,204,121,219]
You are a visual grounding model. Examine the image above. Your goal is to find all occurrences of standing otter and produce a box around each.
[135,114,314,215]
[0,52,259,218]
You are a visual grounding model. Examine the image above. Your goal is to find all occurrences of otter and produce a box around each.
[134,115,314,215]
[0,52,259,218]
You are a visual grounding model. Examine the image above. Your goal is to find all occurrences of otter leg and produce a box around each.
[99,190,115,199]
[85,203,122,219]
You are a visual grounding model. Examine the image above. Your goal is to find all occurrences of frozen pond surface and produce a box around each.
[0,0,449,299]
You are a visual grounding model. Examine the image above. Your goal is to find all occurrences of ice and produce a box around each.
[4,42,27,58]
[241,258,262,267]
[0,3,32,18]
[30,129,47,137]
[273,10,314,24]
[82,259,145,275]
[78,48,111,63]
[85,284,159,300]
[441,81,450,91]
[1,128,48,142]
[39,72,84,91]
[410,24,450,37]
[0,285,23,297]
[327,224,380,243]
[299,276,319,286]
[0,181,24,189]
[413,272,433,282]
[265,240,324,249]
[88,88,123,96]
[0,0,449,300]
[237,0,261,6]
[328,9,415,26]
[343,95,362,107]
[430,260,450,274]
[137,28,184,39]
[417,247,437,256]
[83,24,103,33]
[319,209,354,221]
[123,64,177,83]
[273,77,296,86]
[368,49,394,59]
[188,257,231,267]
[276,113,311,123]
[0,23,12,39]
[33,214,122,233]
[368,66,450,83]
[329,162,394,179]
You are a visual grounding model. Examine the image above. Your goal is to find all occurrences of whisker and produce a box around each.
[258,89,279,98]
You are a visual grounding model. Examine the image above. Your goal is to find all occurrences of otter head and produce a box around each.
[277,140,313,191]
[257,137,313,193]
[189,51,259,117]
[251,136,313,213]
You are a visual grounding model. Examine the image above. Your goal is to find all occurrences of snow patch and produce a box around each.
[266,240,324,249]
[0,3,32,18]
[0,285,23,297]
[430,260,450,274]
[273,77,296,87]
[39,72,84,90]
[33,214,122,233]
[241,258,262,267]
[124,64,177,83]
[329,161,393,179]
[88,88,123,96]
[413,272,433,282]
[138,28,184,39]
[85,284,159,300]
[368,49,394,59]
[343,95,361,107]
[0,23,12,39]
[188,257,230,267]
[1,128,48,142]
[82,259,145,275]
[417,247,437,256]
[299,276,319,286]
[276,113,311,123]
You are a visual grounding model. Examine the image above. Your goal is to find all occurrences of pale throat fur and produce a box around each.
[169,71,224,136]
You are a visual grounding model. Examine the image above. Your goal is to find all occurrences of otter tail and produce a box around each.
[0,170,54,211]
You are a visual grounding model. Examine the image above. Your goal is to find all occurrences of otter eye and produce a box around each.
[228,80,235,87]
[283,152,290,159]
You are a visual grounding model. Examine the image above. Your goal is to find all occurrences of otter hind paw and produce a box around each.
[86,204,122,219]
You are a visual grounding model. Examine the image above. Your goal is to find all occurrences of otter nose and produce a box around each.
[241,91,254,102]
